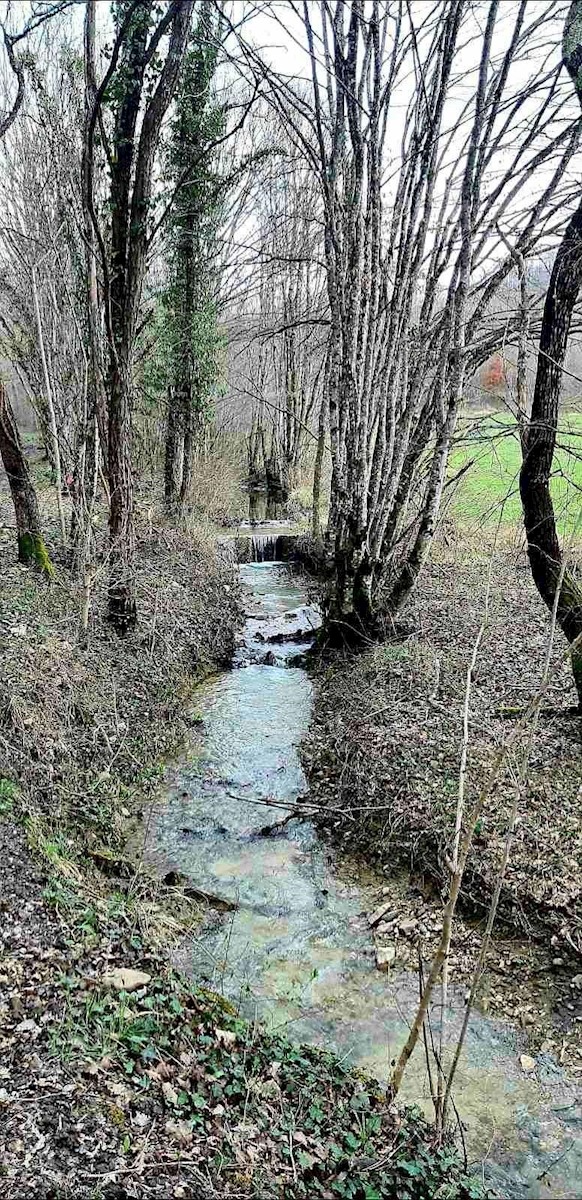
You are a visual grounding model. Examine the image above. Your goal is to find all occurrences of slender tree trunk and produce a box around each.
[517,0,582,705]
[0,382,52,573]
[519,196,582,704]
[164,385,182,504]
[179,404,193,507]
[107,360,136,632]
[312,391,327,540]
[31,265,67,548]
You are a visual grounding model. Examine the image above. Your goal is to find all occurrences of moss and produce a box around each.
[18,531,54,577]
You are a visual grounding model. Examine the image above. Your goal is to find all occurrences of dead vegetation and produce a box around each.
[0,493,241,845]
[0,489,479,1200]
[305,541,582,1065]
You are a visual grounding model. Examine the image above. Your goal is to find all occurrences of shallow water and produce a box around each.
[144,560,582,1199]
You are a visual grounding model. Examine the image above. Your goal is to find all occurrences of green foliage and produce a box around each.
[18,531,54,576]
[152,7,226,433]
[49,961,485,1199]
[0,777,17,818]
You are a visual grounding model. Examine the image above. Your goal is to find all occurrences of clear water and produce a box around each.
[144,561,582,1200]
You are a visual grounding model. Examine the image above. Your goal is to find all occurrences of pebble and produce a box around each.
[368,902,398,928]
[399,917,418,936]
[375,918,398,934]
[376,945,396,972]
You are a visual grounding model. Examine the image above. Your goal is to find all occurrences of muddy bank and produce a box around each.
[141,558,581,1199]
[0,514,241,841]
[303,552,582,1054]
[0,529,479,1198]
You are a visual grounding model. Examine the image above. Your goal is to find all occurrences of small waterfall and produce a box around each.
[250,534,279,562]
[221,531,298,563]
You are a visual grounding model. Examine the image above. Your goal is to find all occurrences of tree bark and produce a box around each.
[520,2,582,705]
[179,404,194,507]
[107,361,137,631]
[312,391,328,539]
[519,196,582,704]
[0,382,52,573]
[102,0,194,631]
[164,386,182,504]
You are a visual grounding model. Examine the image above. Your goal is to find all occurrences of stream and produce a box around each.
[144,555,582,1199]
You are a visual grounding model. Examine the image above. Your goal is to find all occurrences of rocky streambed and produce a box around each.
[143,556,582,1199]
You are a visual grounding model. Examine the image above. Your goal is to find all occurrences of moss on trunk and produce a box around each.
[18,532,54,577]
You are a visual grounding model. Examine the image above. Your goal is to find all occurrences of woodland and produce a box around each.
[0,2,581,1199]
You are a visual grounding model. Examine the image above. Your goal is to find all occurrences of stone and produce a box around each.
[571,974,582,989]
[368,902,398,928]
[399,917,418,936]
[520,1054,537,1073]
[376,945,396,972]
[375,919,398,935]
[102,968,151,993]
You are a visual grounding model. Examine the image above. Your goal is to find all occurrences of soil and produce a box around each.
[0,489,479,1200]
[304,543,582,1072]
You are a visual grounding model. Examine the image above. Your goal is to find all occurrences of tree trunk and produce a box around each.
[107,362,136,632]
[312,391,327,540]
[519,195,582,705]
[0,382,52,573]
[179,406,193,507]
[164,385,182,504]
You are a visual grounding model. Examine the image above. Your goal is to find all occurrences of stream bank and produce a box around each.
[0,501,476,1200]
[142,554,581,1199]
[305,551,582,1020]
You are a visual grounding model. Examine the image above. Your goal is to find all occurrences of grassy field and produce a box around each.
[448,409,582,532]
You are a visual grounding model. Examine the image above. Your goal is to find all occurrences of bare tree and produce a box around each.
[0,1,75,572]
[520,0,582,706]
[85,0,195,632]
[232,144,328,498]
[231,1,581,639]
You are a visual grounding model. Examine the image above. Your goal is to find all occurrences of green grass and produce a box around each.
[448,410,582,532]
[0,777,17,818]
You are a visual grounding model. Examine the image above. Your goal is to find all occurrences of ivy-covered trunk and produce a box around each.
[94,0,194,631]
[0,383,52,573]
[164,1,223,514]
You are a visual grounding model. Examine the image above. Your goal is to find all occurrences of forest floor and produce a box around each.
[0,481,481,1200]
[305,535,582,1076]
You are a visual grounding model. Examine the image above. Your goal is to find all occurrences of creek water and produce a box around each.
[144,559,582,1199]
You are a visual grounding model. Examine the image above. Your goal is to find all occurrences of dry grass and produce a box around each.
[0,480,242,852]
[306,539,582,954]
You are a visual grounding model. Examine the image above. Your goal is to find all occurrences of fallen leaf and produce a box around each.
[102,968,151,993]
[162,1081,179,1106]
[165,1118,193,1146]
[215,1027,237,1047]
